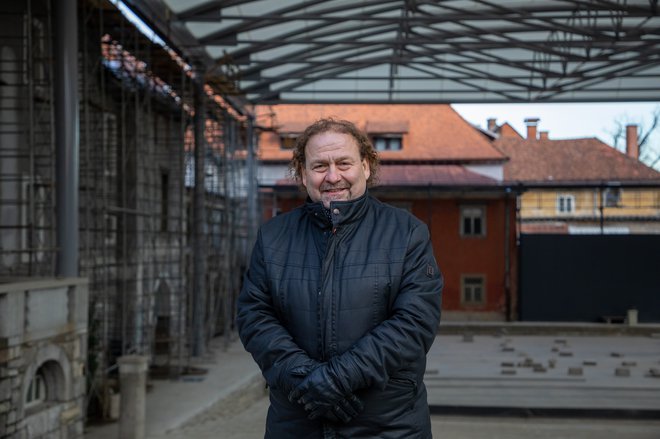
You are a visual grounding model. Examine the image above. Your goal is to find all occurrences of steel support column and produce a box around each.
[192,74,207,357]
[54,0,79,277]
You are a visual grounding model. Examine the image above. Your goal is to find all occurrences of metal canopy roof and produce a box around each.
[126,0,660,105]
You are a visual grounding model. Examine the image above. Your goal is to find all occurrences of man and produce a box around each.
[237,118,443,438]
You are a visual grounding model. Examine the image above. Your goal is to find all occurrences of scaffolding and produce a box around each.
[0,0,56,278]
[1,0,254,421]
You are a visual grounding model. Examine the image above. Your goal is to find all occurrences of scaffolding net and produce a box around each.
[1,0,254,421]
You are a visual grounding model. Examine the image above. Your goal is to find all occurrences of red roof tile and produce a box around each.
[256,104,506,162]
[376,164,499,186]
[272,164,498,187]
[495,137,660,183]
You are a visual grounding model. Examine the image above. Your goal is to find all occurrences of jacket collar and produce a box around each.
[305,191,370,230]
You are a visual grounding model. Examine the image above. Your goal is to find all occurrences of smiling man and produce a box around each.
[237,118,443,438]
[300,129,370,208]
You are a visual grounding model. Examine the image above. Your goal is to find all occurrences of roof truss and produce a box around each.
[126,0,660,104]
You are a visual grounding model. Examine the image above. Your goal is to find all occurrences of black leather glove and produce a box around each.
[262,356,318,394]
[289,363,360,421]
[321,393,364,424]
[279,358,320,394]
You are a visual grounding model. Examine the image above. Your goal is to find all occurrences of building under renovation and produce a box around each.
[1,1,257,437]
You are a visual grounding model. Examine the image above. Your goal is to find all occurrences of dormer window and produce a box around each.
[280,133,298,150]
[372,134,402,151]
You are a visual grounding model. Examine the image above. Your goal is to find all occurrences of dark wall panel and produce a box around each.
[519,234,660,322]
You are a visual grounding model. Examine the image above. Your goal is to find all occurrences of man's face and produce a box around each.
[301,131,371,209]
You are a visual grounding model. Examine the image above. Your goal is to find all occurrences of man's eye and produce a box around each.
[313,164,327,171]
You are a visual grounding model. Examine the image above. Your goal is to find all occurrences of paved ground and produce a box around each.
[85,329,660,439]
[426,334,660,413]
[154,395,660,439]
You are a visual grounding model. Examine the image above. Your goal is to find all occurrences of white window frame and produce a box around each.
[557,194,575,214]
[460,205,486,237]
[372,134,403,151]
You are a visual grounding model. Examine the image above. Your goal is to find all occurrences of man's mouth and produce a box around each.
[322,187,348,194]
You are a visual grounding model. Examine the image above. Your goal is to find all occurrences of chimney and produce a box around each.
[539,131,549,140]
[524,117,540,140]
[487,118,497,132]
[626,124,639,160]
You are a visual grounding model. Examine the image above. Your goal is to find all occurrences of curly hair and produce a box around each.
[289,117,380,186]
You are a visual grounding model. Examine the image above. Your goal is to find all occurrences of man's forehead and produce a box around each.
[307,132,358,152]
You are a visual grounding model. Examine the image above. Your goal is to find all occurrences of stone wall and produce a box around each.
[0,278,88,438]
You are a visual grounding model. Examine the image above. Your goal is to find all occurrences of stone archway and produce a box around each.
[21,342,75,437]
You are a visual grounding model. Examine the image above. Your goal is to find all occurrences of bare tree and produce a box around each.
[609,106,660,170]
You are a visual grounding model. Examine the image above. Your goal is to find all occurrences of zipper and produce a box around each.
[319,229,338,361]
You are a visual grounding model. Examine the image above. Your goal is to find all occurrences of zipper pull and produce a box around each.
[331,208,340,234]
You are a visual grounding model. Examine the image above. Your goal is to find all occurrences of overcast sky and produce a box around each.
[453,102,660,170]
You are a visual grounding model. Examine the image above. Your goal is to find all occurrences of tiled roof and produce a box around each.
[376,164,499,186]
[272,164,499,187]
[497,123,523,139]
[256,104,506,162]
[495,137,660,183]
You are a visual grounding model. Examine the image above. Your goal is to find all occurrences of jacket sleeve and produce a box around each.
[236,228,318,391]
[328,222,442,392]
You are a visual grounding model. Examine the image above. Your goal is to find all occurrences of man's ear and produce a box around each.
[301,167,308,188]
[362,159,371,181]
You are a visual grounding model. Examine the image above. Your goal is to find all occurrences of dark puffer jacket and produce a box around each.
[237,193,443,438]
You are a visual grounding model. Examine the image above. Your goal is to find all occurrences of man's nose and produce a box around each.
[325,165,341,183]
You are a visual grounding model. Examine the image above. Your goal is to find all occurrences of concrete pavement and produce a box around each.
[84,336,264,439]
[84,324,660,439]
[426,333,660,416]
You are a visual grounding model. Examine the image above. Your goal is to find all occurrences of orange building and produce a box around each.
[255,104,518,321]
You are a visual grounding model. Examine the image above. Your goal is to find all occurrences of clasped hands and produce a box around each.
[287,362,364,423]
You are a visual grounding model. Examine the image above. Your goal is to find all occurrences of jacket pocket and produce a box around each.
[359,373,418,419]
[387,375,418,411]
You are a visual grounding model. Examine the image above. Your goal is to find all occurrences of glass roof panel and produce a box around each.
[260,63,311,77]
[244,21,324,41]
[222,0,303,16]
[206,43,252,59]
[132,0,660,104]
[251,44,315,62]
[185,20,242,39]
[162,0,209,15]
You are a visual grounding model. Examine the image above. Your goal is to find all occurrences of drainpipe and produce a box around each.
[504,194,511,321]
[246,115,258,253]
[599,186,604,234]
[54,0,79,277]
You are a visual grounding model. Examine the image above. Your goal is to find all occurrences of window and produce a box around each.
[462,275,485,306]
[161,171,169,232]
[557,194,575,213]
[280,134,298,150]
[371,135,402,151]
[104,213,117,246]
[604,188,622,208]
[460,205,486,237]
[25,367,47,409]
